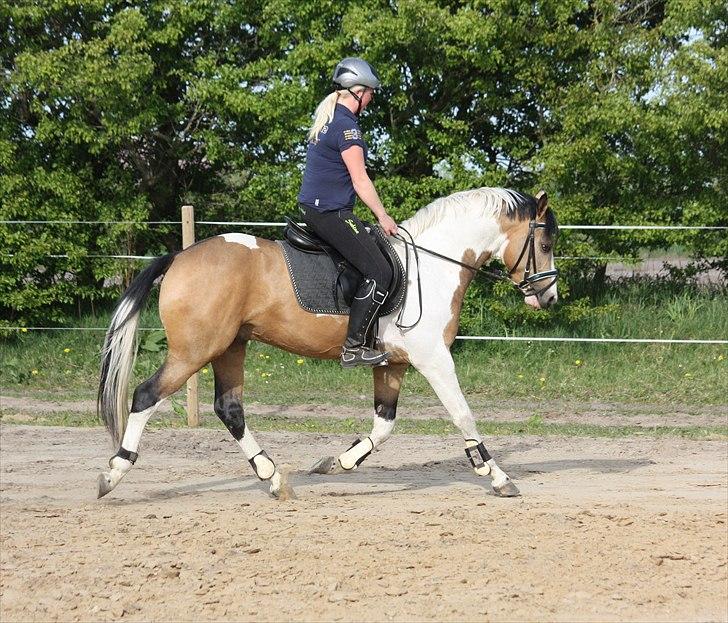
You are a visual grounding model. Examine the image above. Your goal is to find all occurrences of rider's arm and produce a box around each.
[342,146,398,235]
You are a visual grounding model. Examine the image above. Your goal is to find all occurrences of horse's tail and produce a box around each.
[98,253,177,447]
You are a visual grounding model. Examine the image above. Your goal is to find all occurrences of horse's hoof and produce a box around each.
[308,456,336,475]
[272,482,298,501]
[492,480,520,497]
[270,469,297,501]
[97,472,114,499]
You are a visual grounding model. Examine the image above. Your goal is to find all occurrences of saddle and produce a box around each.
[278,216,405,317]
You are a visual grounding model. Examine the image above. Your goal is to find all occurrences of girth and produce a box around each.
[282,216,405,316]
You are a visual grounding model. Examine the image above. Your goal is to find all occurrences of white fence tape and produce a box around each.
[6,327,726,344]
[2,220,726,231]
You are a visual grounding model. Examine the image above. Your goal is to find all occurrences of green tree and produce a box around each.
[1,0,725,328]
[537,0,727,284]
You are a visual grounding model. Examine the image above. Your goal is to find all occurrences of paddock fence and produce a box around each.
[3,207,726,423]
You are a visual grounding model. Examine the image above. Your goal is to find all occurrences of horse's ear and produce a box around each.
[535,190,548,219]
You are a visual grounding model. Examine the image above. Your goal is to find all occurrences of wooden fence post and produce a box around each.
[181,205,199,427]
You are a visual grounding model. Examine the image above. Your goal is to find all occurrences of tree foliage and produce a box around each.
[1,0,725,327]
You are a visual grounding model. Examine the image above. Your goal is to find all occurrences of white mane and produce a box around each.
[400,187,530,237]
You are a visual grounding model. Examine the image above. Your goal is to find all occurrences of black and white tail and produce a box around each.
[98,254,177,446]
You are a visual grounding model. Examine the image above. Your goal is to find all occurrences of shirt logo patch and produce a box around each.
[342,128,361,141]
[320,125,329,134]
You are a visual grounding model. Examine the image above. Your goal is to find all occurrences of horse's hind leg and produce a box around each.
[211,340,288,497]
[336,363,408,470]
[98,358,197,497]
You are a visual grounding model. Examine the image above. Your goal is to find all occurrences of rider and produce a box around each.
[298,57,398,368]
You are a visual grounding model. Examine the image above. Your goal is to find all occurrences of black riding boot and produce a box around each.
[341,279,389,368]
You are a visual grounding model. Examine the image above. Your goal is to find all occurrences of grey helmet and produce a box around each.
[332,57,381,89]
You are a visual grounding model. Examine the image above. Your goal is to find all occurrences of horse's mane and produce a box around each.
[400,187,538,237]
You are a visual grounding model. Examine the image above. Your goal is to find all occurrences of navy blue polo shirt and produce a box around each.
[298,104,367,212]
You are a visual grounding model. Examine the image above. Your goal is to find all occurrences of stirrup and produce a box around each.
[340,345,390,368]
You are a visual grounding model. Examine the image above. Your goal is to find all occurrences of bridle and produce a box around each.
[392,218,558,329]
[506,220,559,298]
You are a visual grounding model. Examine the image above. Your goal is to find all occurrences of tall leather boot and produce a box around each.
[341,279,389,368]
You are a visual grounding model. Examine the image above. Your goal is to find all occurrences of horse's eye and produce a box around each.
[541,244,552,253]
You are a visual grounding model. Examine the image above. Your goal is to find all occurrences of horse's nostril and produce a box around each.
[547,295,556,307]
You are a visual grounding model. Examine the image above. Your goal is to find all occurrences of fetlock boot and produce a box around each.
[341,279,389,368]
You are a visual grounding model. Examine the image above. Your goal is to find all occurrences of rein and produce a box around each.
[391,220,559,330]
[395,226,506,281]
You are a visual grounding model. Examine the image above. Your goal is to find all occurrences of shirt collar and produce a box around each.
[335,103,358,121]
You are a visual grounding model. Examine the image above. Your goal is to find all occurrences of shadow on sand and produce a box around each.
[100,438,655,505]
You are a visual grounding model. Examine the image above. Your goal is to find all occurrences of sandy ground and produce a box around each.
[0,423,727,622]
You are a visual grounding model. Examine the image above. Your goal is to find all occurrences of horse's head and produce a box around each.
[501,190,559,309]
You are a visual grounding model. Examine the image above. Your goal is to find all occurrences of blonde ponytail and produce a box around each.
[307,90,345,142]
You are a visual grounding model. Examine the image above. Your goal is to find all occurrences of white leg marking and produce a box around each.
[237,425,275,480]
[413,350,479,439]
[121,400,165,453]
[488,459,510,488]
[370,417,395,447]
[269,470,282,494]
[104,456,133,490]
[237,425,263,459]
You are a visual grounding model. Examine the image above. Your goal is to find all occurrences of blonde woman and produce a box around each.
[298,57,398,368]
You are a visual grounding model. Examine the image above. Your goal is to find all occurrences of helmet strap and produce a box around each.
[346,88,364,115]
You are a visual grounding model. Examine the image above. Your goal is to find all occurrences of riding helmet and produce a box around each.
[332,57,381,89]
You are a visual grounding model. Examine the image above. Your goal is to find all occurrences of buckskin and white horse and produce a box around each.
[97,187,558,499]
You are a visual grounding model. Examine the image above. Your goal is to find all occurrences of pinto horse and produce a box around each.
[97,187,558,499]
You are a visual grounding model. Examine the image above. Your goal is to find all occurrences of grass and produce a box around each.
[1,410,725,441]
[1,278,726,411]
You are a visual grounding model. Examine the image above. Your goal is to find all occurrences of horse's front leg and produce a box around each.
[309,363,408,474]
[337,363,408,469]
[412,347,520,497]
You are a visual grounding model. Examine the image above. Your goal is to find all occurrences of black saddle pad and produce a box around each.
[277,236,405,316]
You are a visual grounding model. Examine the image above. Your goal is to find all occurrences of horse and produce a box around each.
[97,187,559,500]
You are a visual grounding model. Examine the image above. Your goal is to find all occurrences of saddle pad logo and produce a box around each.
[344,218,359,234]
[342,128,361,141]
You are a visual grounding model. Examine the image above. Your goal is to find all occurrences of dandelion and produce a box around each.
[539,377,546,383]
[718,354,725,362]
[202,368,209,374]
[296,358,304,365]
[63,348,71,353]
[574,359,582,366]
[31,369,39,376]
[20,328,28,333]
[517,374,524,379]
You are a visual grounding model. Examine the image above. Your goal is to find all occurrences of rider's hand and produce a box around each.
[378,213,398,236]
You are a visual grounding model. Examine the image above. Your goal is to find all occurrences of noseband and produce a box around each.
[507,220,559,298]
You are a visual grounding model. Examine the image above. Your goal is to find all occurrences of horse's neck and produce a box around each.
[410,214,505,267]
